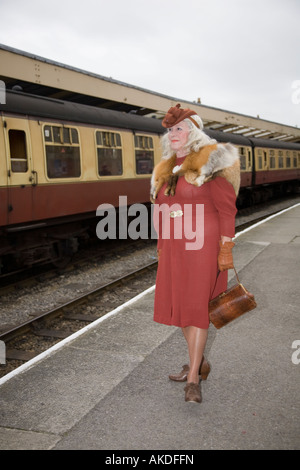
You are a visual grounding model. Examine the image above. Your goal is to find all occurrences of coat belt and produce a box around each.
[170,209,183,218]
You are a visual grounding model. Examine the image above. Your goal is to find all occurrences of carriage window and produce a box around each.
[292,152,297,167]
[239,156,246,170]
[96,131,123,176]
[44,126,52,142]
[71,128,79,144]
[44,125,81,178]
[278,151,284,168]
[270,157,276,169]
[269,150,276,169]
[63,127,71,144]
[286,151,291,168]
[257,149,263,170]
[9,129,28,172]
[53,127,61,143]
[134,135,154,174]
[239,147,246,170]
[247,150,252,170]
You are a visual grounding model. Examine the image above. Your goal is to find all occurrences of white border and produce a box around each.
[0,201,299,387]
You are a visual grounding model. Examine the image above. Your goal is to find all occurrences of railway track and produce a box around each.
[0,260,158,377]
[0,196,299,379]
[0,237,151,289]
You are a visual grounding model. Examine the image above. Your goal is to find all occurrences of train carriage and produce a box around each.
[206,129,254,188]
[250,137,300,187]
[0,91,299,272]
[0,91,163,225]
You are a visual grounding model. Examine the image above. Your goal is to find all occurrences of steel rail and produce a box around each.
[0,260,158,344]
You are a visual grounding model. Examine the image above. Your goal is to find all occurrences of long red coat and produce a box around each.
[153,156,237,329]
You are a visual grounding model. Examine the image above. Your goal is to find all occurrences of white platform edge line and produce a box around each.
[0,285,156,387]
[1,201,299,387]
[234,202,300,239]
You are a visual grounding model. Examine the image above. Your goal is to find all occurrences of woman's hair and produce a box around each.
[160,115,216,160]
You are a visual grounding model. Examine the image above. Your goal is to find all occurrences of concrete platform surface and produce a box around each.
[0,202,299,451]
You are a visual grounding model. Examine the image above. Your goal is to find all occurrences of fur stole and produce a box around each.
[150,142,240,202]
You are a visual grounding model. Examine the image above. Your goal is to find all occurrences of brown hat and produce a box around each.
[162,103,200,129]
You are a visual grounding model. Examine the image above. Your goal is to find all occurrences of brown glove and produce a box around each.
[218,241,235,271]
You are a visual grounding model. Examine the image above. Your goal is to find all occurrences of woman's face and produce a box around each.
[167,120,190,152]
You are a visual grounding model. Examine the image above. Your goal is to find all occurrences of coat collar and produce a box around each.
[151,142,240,202]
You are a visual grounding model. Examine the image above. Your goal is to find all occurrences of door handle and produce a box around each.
[29,170,38,186]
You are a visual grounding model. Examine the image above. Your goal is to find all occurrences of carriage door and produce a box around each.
[4,118,35,225]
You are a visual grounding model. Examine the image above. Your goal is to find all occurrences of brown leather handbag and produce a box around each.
[209,267,257,329]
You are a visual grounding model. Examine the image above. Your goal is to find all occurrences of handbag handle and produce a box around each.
[232,266,241,284]
[214,265,241,289]
[210,265,242,302]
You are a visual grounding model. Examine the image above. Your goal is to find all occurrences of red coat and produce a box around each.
[153,156,237,329]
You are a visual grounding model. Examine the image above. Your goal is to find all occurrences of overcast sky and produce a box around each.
[0,0,299,128]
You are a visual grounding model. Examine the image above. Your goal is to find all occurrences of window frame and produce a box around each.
[8,129,28,173]
[43,123,81,180]
[238,146,253,172]
[95,129,124,178]
[134,134,155,176]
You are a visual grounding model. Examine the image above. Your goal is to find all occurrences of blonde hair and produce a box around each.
[161,115,216,160]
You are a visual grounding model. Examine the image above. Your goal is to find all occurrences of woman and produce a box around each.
[151,104,240,404]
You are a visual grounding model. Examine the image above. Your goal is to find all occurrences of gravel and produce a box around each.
[0,241,158,332]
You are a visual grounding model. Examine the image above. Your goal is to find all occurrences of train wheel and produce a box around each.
[51,238,77,269]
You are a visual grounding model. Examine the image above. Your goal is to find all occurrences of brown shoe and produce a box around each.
[168,357,211,382]
[168,364,189,382]
[199,356,211,381]
[184,382,202,403]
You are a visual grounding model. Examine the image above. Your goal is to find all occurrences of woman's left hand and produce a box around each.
[218,240,235,271]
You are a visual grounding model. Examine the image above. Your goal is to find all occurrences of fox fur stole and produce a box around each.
[150,142,240,203]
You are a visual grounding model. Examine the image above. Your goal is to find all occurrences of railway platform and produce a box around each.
[0,203,299,451]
